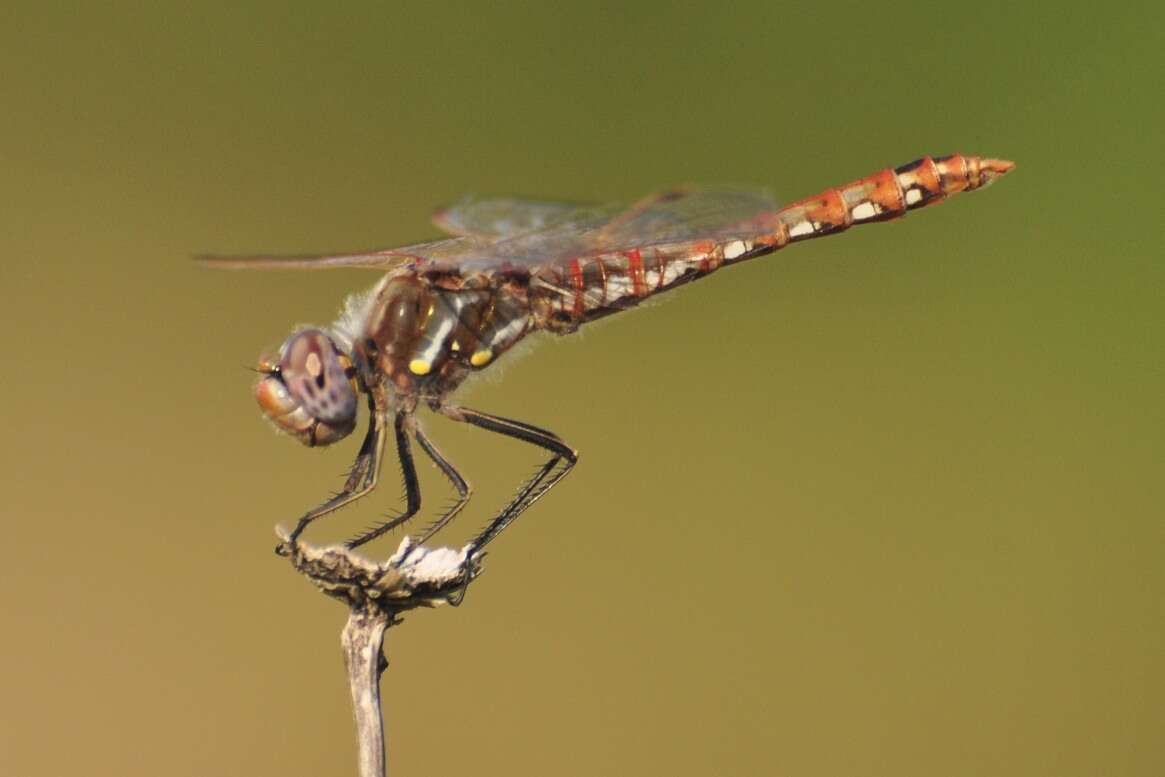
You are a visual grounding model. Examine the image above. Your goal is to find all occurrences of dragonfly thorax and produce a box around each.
[360,271,535,406]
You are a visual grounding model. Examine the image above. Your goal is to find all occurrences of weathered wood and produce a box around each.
[277,532,482,776]
[343,607,390,777]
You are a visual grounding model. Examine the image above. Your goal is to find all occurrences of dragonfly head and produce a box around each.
[255,328,359,447]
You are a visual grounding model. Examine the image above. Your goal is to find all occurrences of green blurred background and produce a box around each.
[2,2,1161,775]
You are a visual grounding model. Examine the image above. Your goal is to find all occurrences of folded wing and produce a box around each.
[197,188,780,272]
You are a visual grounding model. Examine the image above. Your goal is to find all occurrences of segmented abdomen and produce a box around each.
[779,154,1014,238]
[531,154,1013,329]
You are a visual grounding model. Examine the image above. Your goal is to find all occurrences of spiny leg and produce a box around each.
[346,411,422,549]
[413,426,472,545]
[439,405,578,553]
[474,456,573,551]
[288,406,388,544]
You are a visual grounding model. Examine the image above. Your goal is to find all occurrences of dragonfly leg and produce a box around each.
[287,407,389,545]
[438,405,578,554]
[345,412,423,549]
[412,426,472,545]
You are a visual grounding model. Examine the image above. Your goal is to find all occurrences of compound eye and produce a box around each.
[278,329,357,426]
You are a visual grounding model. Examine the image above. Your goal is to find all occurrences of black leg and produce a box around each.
[346,412,423,548]
[472,455,573,551]
[413,426,472,545]
[288,407,388,544]
[439,405,578,553]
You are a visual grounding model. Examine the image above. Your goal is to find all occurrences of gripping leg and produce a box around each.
[438,405,578,553]
[288,407,389,545]
[345,411,423,549]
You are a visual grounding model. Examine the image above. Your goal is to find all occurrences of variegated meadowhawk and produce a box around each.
[204,154,1014,555]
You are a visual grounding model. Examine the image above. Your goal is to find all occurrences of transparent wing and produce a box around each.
[445,187,781,270]
[432,195,616,239]
[198,188,781,272]
[593,187,779,247]
[194,238,465,271]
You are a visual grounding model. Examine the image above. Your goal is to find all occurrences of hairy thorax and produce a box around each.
[357,269,547,410]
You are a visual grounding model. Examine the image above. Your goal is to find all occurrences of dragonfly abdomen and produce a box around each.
[531,154,1013,333]
[533,243,731,330]
[776,154,1015,242]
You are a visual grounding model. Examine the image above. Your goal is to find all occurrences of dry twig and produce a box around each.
[276,531,482,777]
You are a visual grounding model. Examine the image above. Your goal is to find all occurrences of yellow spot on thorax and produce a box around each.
[408,359,432,376]
[470,350,493,367]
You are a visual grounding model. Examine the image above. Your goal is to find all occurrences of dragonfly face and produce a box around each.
[255,328,359,447]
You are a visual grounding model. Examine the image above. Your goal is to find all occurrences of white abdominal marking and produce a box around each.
[850,202,877,220]
[605,275,633,299]
[723,240,749,260]
[788,220,816,238]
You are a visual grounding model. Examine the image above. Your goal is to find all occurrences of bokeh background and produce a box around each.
[2,2,1161,775]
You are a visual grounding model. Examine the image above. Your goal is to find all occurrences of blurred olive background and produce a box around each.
[2,2,1161,775]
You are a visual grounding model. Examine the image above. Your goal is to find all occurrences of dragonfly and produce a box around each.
[203,153,1014,556]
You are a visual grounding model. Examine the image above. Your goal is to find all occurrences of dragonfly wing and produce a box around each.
[200,189,780,273]
[432,195,617,239]
[450,188,782,270]
[195,238,476,271]
[595,188,779,247]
